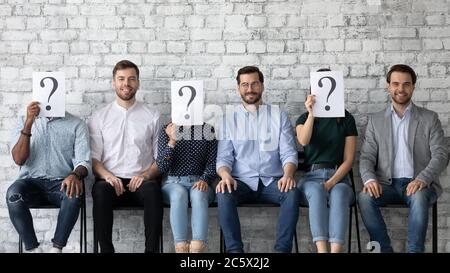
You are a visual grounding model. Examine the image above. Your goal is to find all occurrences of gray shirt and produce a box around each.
[11,112,91,180]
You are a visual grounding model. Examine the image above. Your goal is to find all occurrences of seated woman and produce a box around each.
[156,122,217,253]
[296,68,357,253]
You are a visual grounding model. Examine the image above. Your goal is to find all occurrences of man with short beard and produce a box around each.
[359,64,448,253]
[88,60,163,253]
[216,66,299,253]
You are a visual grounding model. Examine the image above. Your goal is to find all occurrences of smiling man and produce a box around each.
[88,60,163,253]
[358,64,448,253]
[215,66,299,253]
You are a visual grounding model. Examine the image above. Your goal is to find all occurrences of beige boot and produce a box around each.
[189,240,206,253]
[175,241,190,253]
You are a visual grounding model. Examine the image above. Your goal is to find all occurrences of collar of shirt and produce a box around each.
[390,102,412,120]
[46,117,59,122]
[113,100,138,113]
[238,103,265,116]
[39,114,66,124]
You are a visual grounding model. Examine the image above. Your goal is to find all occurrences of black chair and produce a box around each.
[219,203,299,253]
[19,181,87,253]
[347,169,362,253]
[379,202,438,253]
[92,205,164,253]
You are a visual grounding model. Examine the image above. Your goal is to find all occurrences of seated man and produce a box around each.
[216,66,300,253]
[359,64,448,253]
[7,101,90,253]
[89,60,162,253]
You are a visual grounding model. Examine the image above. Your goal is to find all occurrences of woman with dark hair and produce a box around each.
[296,68,357,253]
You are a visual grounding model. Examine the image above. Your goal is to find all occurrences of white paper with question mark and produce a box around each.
[310,71,345,118]
[32,72,65,117]
[171,80,204,126]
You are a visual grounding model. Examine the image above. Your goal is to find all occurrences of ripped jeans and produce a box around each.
[6,178,81,250]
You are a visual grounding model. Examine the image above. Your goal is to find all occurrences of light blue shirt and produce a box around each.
[391,103,414,179]
[216,104,298,191]
[11,112,91,180]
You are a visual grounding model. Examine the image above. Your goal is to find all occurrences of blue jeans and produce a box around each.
[6,178,81,250]
[358,178,437,253]
[217,179,300,253]
[298,168,354,244]
[162,175,214,244]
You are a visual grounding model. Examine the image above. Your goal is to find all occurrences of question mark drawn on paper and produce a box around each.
[178,85,196,119]
[318,76,336,111]
[40,77,58,111]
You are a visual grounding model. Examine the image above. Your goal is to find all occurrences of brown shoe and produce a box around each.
[175,241,190,253]
[189,240,206,253]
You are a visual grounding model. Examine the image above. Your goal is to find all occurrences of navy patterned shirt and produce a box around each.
[156,123,218,184]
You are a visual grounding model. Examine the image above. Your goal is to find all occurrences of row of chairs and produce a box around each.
[18,171,438,253]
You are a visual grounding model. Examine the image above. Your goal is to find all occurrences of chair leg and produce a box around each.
[83,201,87,253]
[220,229,225,253]
[160,230,164,253]
[93,221,98,253]
[348,206,353,253]
[354,204,362,253]
[293,230,299,253]
[19,237,23,253]
[80,181,87,253]
[79,202,83,253]
[348,169,361,253]
[432,202,437,253]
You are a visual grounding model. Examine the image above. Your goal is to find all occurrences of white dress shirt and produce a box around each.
[88,101,161,178]
[391,103,414,179]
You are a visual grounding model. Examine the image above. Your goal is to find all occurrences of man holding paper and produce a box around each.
[7,89,90,252]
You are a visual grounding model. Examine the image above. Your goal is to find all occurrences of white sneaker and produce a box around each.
[25,247,43,253]
[49,247,62,253]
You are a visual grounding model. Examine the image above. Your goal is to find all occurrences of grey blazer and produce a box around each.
[360,103,448,197]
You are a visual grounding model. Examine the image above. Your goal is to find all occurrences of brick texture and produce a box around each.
[1,0,449,253]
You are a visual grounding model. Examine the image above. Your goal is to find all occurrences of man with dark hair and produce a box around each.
[235,66,264,85]
[88,60,163,253]
[386,64,417,85]
[359,64,448,252]
[7,102,90,253]
[216,66,299,253]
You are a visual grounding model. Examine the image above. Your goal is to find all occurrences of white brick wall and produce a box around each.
[1,0,450,253]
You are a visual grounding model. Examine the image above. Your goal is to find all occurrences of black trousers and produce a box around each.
[92,178,163,253]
